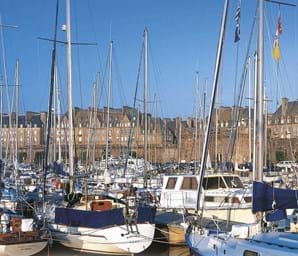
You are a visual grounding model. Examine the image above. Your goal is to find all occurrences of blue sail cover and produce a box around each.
[265,209,287,222]
[55,207,125,228]
[55,205,156,229]
[137,206,156,224]
[253,181,298,213]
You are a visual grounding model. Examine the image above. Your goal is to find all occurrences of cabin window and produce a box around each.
[224,176,243,188]
[166,177,177,189]
[203,177,226,190]
[180,177,198,190]
[243,250,258,256]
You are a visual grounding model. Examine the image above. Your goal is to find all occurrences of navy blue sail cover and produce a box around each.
[55,205,156,228]
[137,206,156,224]
[253,181,298,213]
[55,207,125,228]
[265,209,287,222]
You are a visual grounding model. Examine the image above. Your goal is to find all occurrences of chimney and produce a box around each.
[187,117,193,128]
[281,97,288,117]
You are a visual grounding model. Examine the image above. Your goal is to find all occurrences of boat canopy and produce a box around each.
[253,181,298,213]
[55,205,156,229]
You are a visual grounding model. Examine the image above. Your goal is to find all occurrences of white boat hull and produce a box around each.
[0,240,48,256]
[50,223,155,255]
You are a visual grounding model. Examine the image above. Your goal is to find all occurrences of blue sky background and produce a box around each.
[0,0,297,118]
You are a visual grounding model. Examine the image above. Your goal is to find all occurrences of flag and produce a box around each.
[273,38,280,61]
[234,4,241,42]
[273,13,282,61]
[276,15,282,36]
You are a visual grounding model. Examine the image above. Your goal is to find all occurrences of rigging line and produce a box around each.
[264,9,284,105]
[124,42,144,176]
[98,47,110,109]
[113,48,127,106]
[73,0,83,109]
[0,16,12,161]
[224,3,258,167]
[233,0,242,111]
[148,36,167,119]
[86,0,104,77]
[43,0,59,208]
[264,8,281,103]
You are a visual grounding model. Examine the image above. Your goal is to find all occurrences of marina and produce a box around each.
[0,0,298,255]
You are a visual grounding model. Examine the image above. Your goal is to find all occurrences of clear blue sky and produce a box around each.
[0,0,297,118]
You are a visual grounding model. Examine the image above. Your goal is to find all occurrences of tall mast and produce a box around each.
[29,122,32,163]
[178,117,182,165]
[154,93,157,164]
[253,51,257,174]
[215,88,218,170]
[105,41,112,175]
[15,59,19,164]
[196,0,229,211]
[66,0,74,192]
[55,64,62,162]
[144,27,148,187]
[248,56,252,163]
[255,0,264,181]
[194,71,199,173]
[93,73,99,166]
[0,77,2,160]
[53,65,56,161]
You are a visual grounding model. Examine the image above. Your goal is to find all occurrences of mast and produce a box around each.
[66,0,74,192]
[93,73,99,166]
[194,72,199,173]
[255,0,264,182]
[29,122,32,163]
[53,66,56,161]
[178,117,182,165]
[196,0,229,211]
[43,0,59,199]
[55,64,62,162]
[144,27,148,187]
[248,56,252,163]
[104,41,112,185]
[253,51,257,175]
[215,88,218,170]
[0,77,2,160]
[154,93,157,164]
[14,59,19,164]
[203,79,207,131]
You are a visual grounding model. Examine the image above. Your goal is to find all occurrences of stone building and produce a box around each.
[3,97,298,165]
[268,97,298,162]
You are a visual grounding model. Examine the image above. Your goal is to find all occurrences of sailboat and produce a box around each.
[0,58,47,256]
[47,2,156,255]
[158,2,254,244]
[186,1,298,255]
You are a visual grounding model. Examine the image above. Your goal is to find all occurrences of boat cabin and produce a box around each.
[159,174,251,209]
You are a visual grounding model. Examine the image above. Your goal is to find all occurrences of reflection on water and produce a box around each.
[36,242,190,256]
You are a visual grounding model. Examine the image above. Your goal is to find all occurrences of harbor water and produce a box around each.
[36,242,190,256]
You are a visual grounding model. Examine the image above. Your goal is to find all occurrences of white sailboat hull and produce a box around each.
[187,231,298,256]
[0,240,48,256]
[50,223,155,255]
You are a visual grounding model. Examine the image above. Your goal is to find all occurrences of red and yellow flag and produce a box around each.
[273,13,282,61]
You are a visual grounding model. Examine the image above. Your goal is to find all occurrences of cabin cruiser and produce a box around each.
[160,173,253,223]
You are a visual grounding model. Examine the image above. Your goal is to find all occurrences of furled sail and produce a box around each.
[253,181,298,213]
